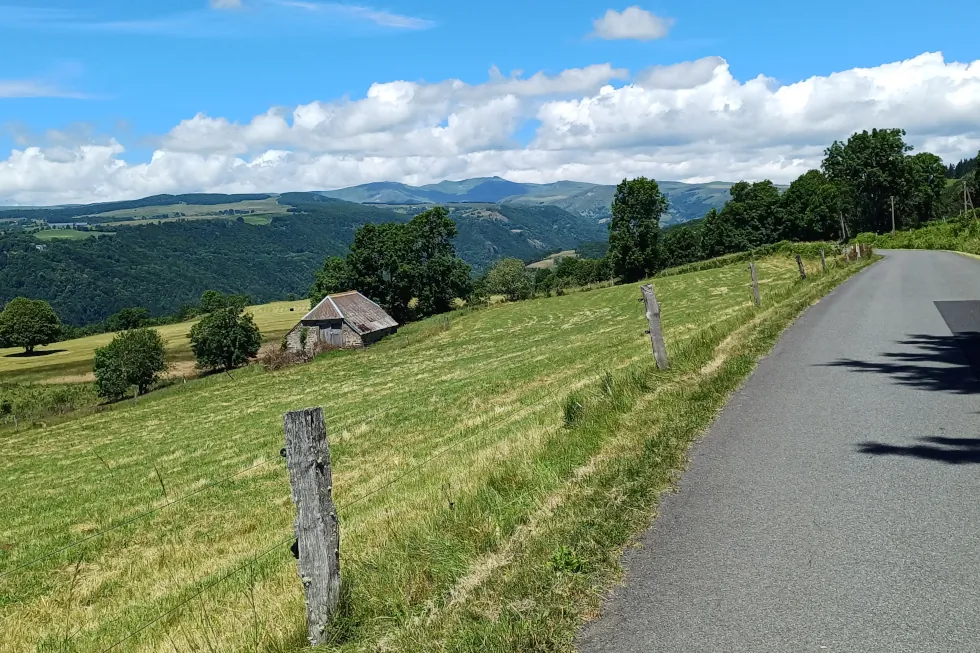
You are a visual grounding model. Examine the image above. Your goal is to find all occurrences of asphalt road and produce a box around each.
[578,250,980,653]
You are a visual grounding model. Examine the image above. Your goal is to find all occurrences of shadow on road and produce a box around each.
[858,437,980,465]
[822,333,980,395]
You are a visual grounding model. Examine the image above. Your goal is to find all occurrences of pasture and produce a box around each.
[81,197,288,223]
[0,253,873,652]
[0,300,309,383]
[33,230,110,241]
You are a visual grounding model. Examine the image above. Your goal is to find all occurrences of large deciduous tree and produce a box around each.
[93,327,168,400]
[779,170,843,241]
[309,256,351,307]
[608,177,669,282]
[0,297,61,354]
[336,207,471,322]
[822,128,914,234]
[484,258,534,301]
[189,307,262,372]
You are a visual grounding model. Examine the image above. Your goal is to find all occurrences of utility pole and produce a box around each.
[891,196,896,234]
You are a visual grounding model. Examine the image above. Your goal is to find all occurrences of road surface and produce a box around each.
[578,250,980,653]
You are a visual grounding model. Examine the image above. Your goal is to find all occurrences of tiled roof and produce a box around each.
[302,291,398,334]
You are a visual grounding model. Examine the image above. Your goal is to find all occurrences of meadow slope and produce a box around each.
[0,252,874,653]
[0,300,309,384]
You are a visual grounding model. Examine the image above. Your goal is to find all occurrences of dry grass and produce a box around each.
[0,253,871,653]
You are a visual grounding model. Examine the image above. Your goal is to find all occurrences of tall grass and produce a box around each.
[854,211,980,254]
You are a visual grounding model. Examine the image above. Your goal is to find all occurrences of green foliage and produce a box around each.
[299,326,309,351]
[484,258,534,301]
[575,240,609,260]
[188,307,263,372]
[853,213,980,254]
[309,256,351,306]
[337,206,472,323]
[0,297,61,353]
[658,241,841,278]
[106,307,150,332]
[608,177,669,282]
[549,546,585,574]
[93,328,168,400]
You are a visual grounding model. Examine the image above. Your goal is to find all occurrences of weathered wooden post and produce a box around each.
[640,284,669,369]
[283,408,340,647]
[795,254,807,280]
[820,248,827,274]
[749,262,761,307]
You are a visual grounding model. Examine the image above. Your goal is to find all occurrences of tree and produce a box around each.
[779,170,843,241]
[484,258,534,301]
[659,223,703,268]
[904,152,947,226]
[0,297,61,354]
[189,307,262,372]
[822,128,914,234]
[309,256,350,307]
[106,307,150,332]
[200,290,227,314]
[344,207,471,322]
[608,177,669,282]
[93,328,168,400]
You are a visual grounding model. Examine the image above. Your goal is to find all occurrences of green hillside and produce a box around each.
[2,195,606,325]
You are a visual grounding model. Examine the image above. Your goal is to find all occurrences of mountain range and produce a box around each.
[317,177,735,225]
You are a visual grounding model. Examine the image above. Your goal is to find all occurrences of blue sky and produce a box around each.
[1,0,978,203]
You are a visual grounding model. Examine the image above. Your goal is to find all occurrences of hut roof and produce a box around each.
[302,291,398,335]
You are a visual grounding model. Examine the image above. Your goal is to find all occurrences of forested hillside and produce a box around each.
[1,195,604,325]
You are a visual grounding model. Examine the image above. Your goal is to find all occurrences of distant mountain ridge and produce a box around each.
[317,177,737,225]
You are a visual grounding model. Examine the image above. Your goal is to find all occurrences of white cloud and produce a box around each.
[275,2,434,29]
[591,6,673,41]
[3,52,980,205]
[0,79,89,98]
[210,0,243,8]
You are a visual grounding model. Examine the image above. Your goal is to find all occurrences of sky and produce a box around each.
[0,0,978,205]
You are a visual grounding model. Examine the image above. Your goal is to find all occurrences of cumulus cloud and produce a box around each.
[2,52,980,205]
[591,6,673,41]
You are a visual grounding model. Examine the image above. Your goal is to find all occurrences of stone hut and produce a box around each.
[285,291,398,355]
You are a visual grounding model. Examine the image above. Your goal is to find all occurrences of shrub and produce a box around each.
[93,328,168,400]
[189,307,262,372]
[259,347,302,371]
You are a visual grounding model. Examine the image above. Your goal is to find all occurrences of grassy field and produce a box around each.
[0,252,874,653]
[0,300,309,384]
[100,212,280,227]
[527,250,577,269]
[82,198,288,222]
[854,211,980,255]
[33,230,111,241]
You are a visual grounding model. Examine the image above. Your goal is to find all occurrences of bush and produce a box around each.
[259,347,302,371]
[485,258,534,302]
[189,307,262,372]
[93,328,168,400]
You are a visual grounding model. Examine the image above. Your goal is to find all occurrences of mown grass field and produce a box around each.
[0,253,874,653]
[33,230,111,242]
[0,300,309,384]
[82,198,288,222]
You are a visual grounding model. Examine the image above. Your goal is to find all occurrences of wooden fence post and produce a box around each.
[795,254,807,280]
[749,262,761,307]
[820,248,827,273]
[283,407,341,647]
[640,284,669,369]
